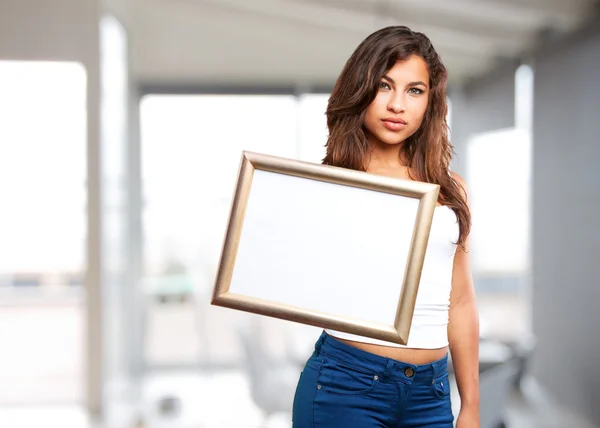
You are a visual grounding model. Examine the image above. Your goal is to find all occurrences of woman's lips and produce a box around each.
[382,118,407,131]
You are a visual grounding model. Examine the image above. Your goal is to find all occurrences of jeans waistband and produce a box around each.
[314,331,448,384]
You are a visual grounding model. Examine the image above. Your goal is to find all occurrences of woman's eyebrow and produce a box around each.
[382,76,428,89]
[408,80,428,88]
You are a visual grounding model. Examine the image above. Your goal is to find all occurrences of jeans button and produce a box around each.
[404,367,414,377]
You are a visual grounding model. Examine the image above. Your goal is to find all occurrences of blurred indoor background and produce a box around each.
[0,0,599,427]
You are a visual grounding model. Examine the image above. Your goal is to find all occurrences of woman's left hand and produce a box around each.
[456,407,480,428]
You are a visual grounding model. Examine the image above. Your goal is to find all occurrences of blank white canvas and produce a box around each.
[229,169,420,326]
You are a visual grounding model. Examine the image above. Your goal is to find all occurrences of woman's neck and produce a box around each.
[365,139,408,172]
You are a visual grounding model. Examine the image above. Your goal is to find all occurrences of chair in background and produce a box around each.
[237,320,303,424]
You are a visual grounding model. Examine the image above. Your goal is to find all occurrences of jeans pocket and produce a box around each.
[431,372,451,400]
[317,359,379,395]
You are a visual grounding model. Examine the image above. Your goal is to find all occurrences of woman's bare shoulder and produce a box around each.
[449,170,466,186]
[449,171,469,201]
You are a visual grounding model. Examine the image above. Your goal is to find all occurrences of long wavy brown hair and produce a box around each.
[323,26,470,246]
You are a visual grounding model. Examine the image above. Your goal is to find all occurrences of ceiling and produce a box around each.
[108,0,599,89]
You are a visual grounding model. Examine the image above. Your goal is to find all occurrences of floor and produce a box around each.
[0,370,598,428]
[0,290,597,428]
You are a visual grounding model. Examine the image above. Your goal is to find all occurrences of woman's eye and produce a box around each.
[408,87,424,95]
[379,82,391,90]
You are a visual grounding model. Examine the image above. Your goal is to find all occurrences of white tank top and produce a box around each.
[325,205,459,349]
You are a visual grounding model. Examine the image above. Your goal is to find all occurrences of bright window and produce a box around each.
[0,60,87,404]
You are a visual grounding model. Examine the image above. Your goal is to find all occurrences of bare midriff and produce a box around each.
[335,338,449,365]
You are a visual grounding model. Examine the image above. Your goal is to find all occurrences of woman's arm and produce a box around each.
[448,172,480,426]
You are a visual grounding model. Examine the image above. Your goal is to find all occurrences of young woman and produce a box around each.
[292,26,480,428]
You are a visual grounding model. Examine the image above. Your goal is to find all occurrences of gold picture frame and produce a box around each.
[211,151,440,345]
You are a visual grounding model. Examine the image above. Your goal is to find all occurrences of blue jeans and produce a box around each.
[292,331,454,427]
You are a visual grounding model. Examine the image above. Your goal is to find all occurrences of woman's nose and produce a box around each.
[387,95,406,113]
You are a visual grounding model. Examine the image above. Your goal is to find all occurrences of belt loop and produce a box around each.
[383,359,395,378]
[431,361,439,380]
[315,331,327,355]
[431,355,444,379]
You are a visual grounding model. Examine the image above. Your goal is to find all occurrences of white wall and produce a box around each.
[531,22,600,427]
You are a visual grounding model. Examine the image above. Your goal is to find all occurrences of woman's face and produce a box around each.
[363,55,430,147]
